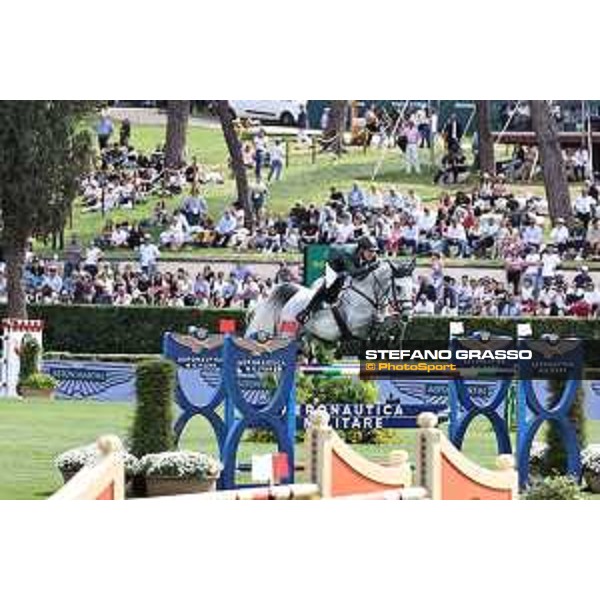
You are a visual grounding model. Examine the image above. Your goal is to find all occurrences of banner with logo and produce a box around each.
[42,360,136,403]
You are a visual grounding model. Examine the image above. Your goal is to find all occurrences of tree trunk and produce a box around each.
[214,100,253,229]
[476,100,495,175]
[4,237,28,319]
[323,100,347,156]
[164,101,190,169]
[530,101,572,223]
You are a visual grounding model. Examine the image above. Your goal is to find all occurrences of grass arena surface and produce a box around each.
[1,399,599,499]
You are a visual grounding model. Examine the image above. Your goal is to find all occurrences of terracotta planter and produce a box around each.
[145,475,218,497]
[584,469,600,494]
[20,387,55,401]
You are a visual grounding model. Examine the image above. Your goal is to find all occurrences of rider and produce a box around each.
[296,235,380,325]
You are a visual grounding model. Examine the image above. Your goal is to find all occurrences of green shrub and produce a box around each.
[1,306,598,357]
[524,476,582,500]
[130,359,176,458]
[545,380,587,476]
[296,373,392,444]
[1,304,246,354]
[19,335,41,382]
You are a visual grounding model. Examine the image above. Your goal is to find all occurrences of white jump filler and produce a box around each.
[1,319,44,397]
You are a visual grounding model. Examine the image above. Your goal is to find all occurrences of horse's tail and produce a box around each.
[245,283,301,337]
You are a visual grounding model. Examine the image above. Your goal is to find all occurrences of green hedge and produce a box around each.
[382,316,600,342]
[2,305,600,354]
[0,305,246,354]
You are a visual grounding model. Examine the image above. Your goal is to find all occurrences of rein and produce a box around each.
[345,261,398,313]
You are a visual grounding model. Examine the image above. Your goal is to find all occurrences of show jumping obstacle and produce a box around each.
[51,411,518,500]
[163,332,297,489]
[448,330,585,489]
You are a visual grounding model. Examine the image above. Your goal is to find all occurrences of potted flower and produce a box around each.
[19,373,58,400]
[55,445,98,482]
[137,451,222,497]
[528,441,549,478]
[55,443,140,485]
[582,445,600,493]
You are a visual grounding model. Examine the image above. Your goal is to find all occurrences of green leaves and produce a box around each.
[0,101,97,240]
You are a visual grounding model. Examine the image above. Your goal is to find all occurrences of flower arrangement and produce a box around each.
[528,441,549,477]
[55,444,139,480]
[581,444,600,492]
[21,373,58,390]
[136,451,222,481]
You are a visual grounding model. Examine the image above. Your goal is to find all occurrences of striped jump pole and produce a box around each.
[297,365,361,376]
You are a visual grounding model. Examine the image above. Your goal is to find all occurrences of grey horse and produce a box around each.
[246,259,415,342]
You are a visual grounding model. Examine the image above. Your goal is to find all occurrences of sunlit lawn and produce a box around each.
[1,398,598,499]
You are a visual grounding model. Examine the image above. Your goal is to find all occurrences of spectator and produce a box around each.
[574,187,596,229]
[268,140,285,182]
[541,245,561,285]
[402,120,421,174]
[181,187,208,226]
[64,235,83,278]
[119,118,131,147]
[443,113,463,150]
[250,181,269,220]
[253,129,268,181]
[348,181,366,212]
[586,219,600,256]
[138,234,160,276]
[414,294,435,315]
[96,112,114,149]
[83,243,103,278]
[573,146,589,181]
[297,104,309,144]
[214,209,238,247]
[550,218,570,255]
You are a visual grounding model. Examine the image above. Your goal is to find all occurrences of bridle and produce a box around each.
[345,260,406,314]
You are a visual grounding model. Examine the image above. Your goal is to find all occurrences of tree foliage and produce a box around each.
[0,101,96,239]
[0,101,96,317]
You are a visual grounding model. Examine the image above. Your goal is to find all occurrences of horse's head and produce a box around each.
[388,258,415,320]
[391,257,416,278]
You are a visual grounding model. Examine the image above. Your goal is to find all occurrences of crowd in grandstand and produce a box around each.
[28,111,593,318]
[97,175,600,263]
[1,241,598,317]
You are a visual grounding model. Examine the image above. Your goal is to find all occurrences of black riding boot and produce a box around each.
[297,283,329,324]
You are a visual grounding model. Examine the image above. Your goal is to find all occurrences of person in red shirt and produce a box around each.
[568,293,592,317]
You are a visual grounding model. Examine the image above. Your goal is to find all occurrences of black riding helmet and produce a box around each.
[357,235,378,252]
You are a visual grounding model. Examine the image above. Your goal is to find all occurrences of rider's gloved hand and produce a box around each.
[296,309,310,324]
